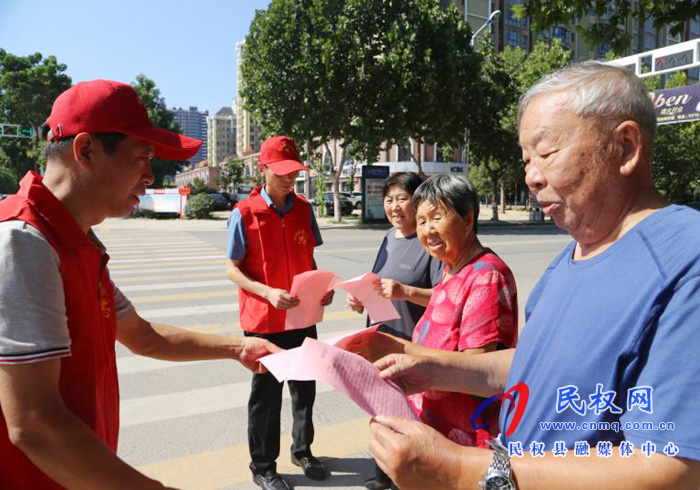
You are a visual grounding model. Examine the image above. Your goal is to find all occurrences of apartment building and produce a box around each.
[235,40,263,158]
[171,106,209,166]
[207,107,237,167]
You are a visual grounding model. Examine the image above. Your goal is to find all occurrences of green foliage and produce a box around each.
[0,49,71,174]
[513,0,698,55]
[242,0,478,159]
[185,193,215,219]
[131,74,184,187]
[216,157,246,191]
[242,0,480,220]
[468,39,571,219]
[0,165,18,193]
[467,161,490,198]
[189,177,216,194]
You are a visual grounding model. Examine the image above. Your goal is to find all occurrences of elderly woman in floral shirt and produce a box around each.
[350,174,518,449]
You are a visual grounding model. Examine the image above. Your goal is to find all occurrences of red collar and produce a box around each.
[17,171,100,250]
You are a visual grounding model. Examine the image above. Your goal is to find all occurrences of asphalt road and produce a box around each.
[94,221,571,490]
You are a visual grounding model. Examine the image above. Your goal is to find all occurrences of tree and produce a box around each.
[131,75,184,187]
[513,1,699,55]
[242,0,479,221]
[0,49,72,174]
[216,157,246,192]
[189,177,216,195]
[0,165,18,193]
[469,40,570,220]
[644,72,700,203]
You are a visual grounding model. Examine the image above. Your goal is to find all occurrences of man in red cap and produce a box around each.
[0,80,280,489]
[226,135,333,490]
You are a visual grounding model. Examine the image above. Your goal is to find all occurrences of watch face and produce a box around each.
[485,476,515,490]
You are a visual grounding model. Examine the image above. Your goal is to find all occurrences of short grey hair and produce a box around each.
[413,174,480,234]
[517,62,657,139]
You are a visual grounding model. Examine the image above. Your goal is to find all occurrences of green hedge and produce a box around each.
[185,193,215,219]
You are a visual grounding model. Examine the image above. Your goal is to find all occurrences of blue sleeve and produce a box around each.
[226,208,247,261]
[429,257,444,286]
[310,210,323,247]
[620,274,700,461]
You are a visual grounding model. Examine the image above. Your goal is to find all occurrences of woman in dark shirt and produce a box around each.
[346,172,442,489]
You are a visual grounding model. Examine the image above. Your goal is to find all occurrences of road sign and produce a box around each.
[605,39,700,79]
[0,124,33,139]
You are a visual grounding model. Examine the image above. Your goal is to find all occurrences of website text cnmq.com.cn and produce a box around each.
[471,382,680,459]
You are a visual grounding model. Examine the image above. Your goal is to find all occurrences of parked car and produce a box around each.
[220,192,237,208]
[323,192,354,216]
[297,192,317,205]
[208,193,234,211]
[342,191,363,209]
[234,185,253,202]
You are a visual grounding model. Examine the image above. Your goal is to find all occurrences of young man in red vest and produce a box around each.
[0,80,280,490]
[226,136,333,490]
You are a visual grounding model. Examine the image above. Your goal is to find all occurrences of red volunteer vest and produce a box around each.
[237,187,315,333]
[0,172,119,489]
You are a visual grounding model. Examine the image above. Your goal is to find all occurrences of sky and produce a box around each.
[0,0,272,115]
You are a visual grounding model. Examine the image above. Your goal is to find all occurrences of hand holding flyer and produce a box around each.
[337,273,400,323]
[285,269,337,329]
[260,328,417,420]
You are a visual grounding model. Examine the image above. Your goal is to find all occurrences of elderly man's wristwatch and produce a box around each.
[480,437,516,490]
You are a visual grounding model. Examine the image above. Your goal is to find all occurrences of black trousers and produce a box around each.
[245,326,317,474]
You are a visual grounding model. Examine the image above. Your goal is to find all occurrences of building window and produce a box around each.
[435,144,447,163]
[552,26,568,41]
[506,4,519,27]
[323,150,333,170]
[645,16,655,31]
[507,29,521,46]
[397,141,412,162]
[691,19,700,36]
[646,34,655,49]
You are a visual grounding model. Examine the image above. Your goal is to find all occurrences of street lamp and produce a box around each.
[464,9,502,169]
[471,10,501,47]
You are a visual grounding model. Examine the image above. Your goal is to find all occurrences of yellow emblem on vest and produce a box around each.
[294,229,309,246]
[98,282,112,319]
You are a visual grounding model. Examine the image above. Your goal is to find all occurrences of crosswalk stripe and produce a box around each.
[137,302,238,319]
[191,310,360,336]
[137,417,371,489]
[121,379,335,427]
[115,272,226,283]
[110,264,224,275]
[120,279,232,293]
[110,253,224,265]
[130,290,237,305]
[110,259,223,270]
[102,237,204,245]
[108,247,218,257]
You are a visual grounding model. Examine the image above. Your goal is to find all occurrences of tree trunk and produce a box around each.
[488,157,499,221]
[500,181,506,215]
[327,142,346,223]
[409,139,425,177]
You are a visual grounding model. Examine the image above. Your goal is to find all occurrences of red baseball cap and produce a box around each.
[45,79,202,161]
[259,136,309,175]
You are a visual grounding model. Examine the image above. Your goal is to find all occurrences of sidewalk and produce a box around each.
[95,205,553,232]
